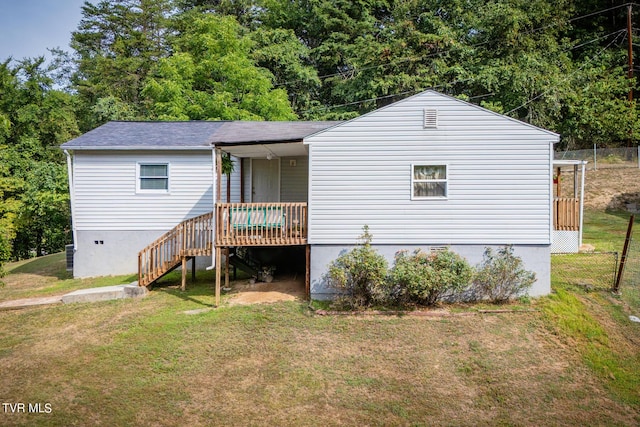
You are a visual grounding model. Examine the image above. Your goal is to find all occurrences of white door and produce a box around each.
[251,159,280,202]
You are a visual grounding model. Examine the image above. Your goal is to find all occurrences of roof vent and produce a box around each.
[423,109,438,129]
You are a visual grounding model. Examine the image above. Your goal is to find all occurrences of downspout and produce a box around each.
[206,146,217,270]
[579,161,586,247]
[64,150,78,251]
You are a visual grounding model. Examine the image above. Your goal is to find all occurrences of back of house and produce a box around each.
[61,90,559,299]
[304,90,559,297]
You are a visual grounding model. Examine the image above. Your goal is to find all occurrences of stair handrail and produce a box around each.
[138,211,214,286]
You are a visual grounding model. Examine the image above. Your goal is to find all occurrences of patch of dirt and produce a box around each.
[225,275,305,305]
[582,167,640,210]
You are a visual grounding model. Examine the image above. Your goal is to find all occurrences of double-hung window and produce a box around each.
[138,163,169,192]
[412,164,447,199]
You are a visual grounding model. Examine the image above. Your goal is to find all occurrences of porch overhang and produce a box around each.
[212,140,308,158]
[208,120,340,158]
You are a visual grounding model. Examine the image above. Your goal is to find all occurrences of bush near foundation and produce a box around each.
[326,226,390,308]
[389,249,474,306]
[326,227,535,308]
[471,246,536,303]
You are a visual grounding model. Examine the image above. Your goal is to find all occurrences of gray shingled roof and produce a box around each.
[61,120,341,150]
[211,121,340,145]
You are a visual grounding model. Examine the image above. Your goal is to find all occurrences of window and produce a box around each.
[412,164,447,199]
[138,163,169,192]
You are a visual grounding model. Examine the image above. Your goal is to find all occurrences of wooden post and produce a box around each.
[573,164,578,199]
[138,253,142,286]
[215,247,221,307]
[226,153,232,203]
[224,247,230,289]
[556,167,561,198]
[191,257,196,283]
[240,158,245,203]
[216,149,222,203]
[305,244,311,299]
[614,215,635,293]
[181,256,187,291]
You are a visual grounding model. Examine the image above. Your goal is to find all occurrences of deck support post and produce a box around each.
[181,257,187,291]
[215,247,221,307]
[224,248,230,289]
[191,257,196,283]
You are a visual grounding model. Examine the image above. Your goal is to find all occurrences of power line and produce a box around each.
[504,29,628,116]
[303,29,628,114]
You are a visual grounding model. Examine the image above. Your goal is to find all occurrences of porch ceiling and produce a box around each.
[218,141,308,158]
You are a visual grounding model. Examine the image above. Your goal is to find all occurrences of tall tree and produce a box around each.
[0,58,78,259]
[142,13,295,120]
[71,0,173,127]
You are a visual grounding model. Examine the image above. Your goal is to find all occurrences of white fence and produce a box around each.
[555,146,639,170]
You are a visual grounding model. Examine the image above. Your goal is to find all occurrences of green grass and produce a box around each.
[582,209,634,252]
[545,209,640,407]
[1,253,137,301]
[541,287,640,406]
[1,282,638,426]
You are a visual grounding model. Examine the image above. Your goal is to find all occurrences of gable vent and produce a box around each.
[423,109,438,129]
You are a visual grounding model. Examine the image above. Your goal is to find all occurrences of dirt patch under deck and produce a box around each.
[225,275,306,305]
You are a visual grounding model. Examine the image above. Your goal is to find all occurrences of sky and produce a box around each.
[0,0,91,63]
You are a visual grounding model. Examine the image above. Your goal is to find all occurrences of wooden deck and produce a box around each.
[215,202,308,247]
[554,197,580,231]
[138,202,308,289]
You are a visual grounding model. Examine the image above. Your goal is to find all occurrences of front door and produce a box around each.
[251,158,280,202]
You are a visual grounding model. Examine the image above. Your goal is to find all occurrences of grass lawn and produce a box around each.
[1,252,137,302]
[0,211,639,426]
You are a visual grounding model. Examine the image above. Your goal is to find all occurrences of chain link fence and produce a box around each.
[555,146,639,170]
[551,252,619,291]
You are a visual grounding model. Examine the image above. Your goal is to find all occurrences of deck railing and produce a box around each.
[554,197,580,231]
[138,212,213,286]
[215,202,307,246]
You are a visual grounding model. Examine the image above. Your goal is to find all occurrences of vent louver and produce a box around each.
[423,109,438,129]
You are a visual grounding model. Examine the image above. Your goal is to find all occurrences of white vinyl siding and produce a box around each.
[73,150,239,231]
[305,91,557,245]
[280,156,308,202]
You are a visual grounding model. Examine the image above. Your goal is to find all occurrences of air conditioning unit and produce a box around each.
[65,244,74,272]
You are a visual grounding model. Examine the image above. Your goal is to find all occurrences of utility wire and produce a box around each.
[303,29,629,114]
[276,3,637,88]
[504,29,628,116]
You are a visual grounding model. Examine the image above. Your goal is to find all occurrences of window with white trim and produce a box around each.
[138,163,169,192]
[412,164,447,199]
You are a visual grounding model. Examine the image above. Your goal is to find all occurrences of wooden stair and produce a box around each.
[138,212,213,288]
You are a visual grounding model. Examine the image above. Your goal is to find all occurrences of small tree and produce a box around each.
[326,226,389,308]
[472,246,536,303]
[221,153,235,203]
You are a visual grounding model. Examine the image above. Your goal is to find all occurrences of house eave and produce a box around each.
[60,145,212,151]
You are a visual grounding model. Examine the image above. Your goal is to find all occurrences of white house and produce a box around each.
[62,90,563,301]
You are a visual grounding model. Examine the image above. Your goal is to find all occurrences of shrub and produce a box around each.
[389,249,473,306]
[472,246,536,303]
[326,226,390,308]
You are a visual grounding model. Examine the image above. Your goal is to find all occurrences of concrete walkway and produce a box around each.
[0,282,147,310]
